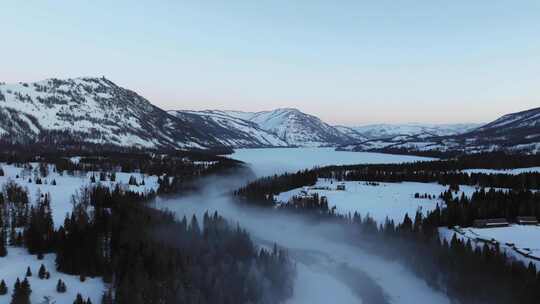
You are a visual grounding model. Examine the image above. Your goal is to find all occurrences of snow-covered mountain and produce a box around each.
[333,126,370,143]
[168,110,288,148]
[341,107,540,154]
[340,123,480,139]
[224,108,353,147]
[0,77,231,150]
[451,107,540,152]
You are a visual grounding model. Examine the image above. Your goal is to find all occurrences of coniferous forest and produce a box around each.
[0,150,294,304]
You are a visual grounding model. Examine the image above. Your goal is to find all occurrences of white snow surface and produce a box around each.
[276,179,477,223]
[0,247,106,304]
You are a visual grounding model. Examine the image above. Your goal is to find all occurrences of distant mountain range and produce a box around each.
[0,77,538,154]
[338,123,481,139]
[340,108,540,154]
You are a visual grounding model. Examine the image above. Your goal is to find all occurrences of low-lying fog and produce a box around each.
[153,169,450,304]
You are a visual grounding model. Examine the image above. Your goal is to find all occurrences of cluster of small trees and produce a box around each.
[10,278,31,304]
[414,192,434,199]
[73,293,93,304]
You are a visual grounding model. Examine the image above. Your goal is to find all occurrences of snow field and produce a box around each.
[276,179,477,224]
[0,247,105,304]
[0,163,159,229]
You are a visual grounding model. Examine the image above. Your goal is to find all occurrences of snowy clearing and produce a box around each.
[0,163,159,228]
[0,247,106,304]
[276,179,477,224]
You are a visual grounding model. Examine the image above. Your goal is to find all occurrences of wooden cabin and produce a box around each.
[473,218,509,228]
[516,216,539,225]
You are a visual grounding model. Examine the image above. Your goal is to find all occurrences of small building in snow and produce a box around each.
[336,183,346,191]
[516,216,539,225]
[473,218,509,228]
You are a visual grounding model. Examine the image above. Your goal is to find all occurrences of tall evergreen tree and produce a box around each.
[0,280,7,295]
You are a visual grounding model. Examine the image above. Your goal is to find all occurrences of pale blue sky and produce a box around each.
[2,1,539,125]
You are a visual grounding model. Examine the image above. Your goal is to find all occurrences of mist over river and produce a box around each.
[154,148,447,304]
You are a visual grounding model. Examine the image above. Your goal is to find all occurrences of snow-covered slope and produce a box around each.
[0,77,229,150]
[333,126,369,143]
[477,107,540,131]
[224,108,353,147]
[169,110,288,148]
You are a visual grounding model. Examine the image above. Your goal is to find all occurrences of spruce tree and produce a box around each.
[0,279,7,295]
[11,277,30,304]
[73,293,84,304]
[56,279,67,293]
[0,229,7,257]
[11,278,20,303]
[38,264,46,279]
[20,278,31,301]
[25,267,31,277]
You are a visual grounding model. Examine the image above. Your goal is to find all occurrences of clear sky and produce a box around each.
[2,1,539,125]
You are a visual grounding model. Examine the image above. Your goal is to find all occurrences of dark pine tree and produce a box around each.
[38,264,47,279]
[0,279,7,295]
[25,267,31,277]
[10,277,31,304]
[56,279,67,293]
[73,293,84,304]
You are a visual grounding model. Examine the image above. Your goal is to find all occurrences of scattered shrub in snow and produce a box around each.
[25,266,32,277]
